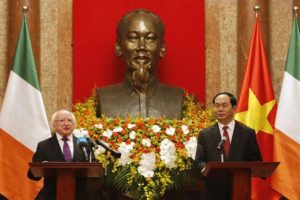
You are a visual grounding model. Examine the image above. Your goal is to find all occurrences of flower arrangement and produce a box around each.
[73,92,216,199]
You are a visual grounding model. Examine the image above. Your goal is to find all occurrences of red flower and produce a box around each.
[142,148,149,153]
[113,132,119,137]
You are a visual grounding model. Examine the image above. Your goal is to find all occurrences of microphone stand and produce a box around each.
[217,137,227,163]
[217,142,225,162]
[220,152,224,162]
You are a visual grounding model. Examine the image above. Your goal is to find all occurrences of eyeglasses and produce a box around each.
[54,118,74,124]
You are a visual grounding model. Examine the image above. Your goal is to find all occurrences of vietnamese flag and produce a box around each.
[235,15,281,199]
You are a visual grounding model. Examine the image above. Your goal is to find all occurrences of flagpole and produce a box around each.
[254,5,260,17]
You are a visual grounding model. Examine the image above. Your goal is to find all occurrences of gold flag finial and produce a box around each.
[254,5,260,17]
[22,6,29,15]
[293,6,298,16]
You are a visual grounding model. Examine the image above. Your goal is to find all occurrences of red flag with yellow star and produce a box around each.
[235,15,280,200]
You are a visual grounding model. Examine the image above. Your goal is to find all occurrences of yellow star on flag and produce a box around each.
[235,88,276,134]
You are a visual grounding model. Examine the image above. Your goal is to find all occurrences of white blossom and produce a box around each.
[181,125,190,135]
[118,142,135,166]
[94,124,103,129]
[103,129,113,138]
[73,128,89,138]
[113,126,123,132]
[129,131,136,140]
[160,139,177,169]
[138,152,156,177]
[166,126,175,136]
[184,137,197,160]
[151,125,161,133]
[127,123,136,129]
[93,145,106,157]
[141,138,152,147]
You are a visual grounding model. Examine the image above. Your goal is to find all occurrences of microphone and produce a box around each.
[77,137,89,161]
[217,136,227,151]
[84,136,97,148]
[95,138,121,158]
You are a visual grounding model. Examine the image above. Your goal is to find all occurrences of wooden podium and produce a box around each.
[29,162,103,200]
[205,162,279,200]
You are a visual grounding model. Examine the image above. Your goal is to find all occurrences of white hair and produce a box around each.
[50,109,76,131]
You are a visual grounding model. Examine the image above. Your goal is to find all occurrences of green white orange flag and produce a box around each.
[0,15,50,199]
[271,13,300,200]
[235,15,280,199]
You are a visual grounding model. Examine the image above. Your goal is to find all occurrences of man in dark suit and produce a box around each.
[194,92,262,200]
[96,9,184,119]
[27,109,88,200]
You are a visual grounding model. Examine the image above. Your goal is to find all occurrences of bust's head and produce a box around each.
[115,9,166,92]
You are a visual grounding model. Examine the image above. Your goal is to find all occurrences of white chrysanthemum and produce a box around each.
[166,126,175,136]
[94,124,103,129]
[138,152,156,177]
[118,142,135,166]
[113,126,123,132]
[127,123,136,129]
[73,128,89,138]
[151,125,161,133]
[103,129,113,138]
[184,137,197,160]
[142,138,152,147]
[129,131,136,140]
[160,139,177,169]
[181,125,190,135]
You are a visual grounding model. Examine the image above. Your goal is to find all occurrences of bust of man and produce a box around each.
[96,9,184,119]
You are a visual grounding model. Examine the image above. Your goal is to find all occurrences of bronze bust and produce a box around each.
[96,9,184,119]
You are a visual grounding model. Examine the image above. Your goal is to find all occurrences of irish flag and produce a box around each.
[234,15,280,199]
[0,15,50,199]
[271,13,300,200]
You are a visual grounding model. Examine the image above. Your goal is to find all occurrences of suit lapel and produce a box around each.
[228,121,241,158]
[72,135,81,161]
[50,135,65,161]
[212,123,221,141]
[211,124,224,161]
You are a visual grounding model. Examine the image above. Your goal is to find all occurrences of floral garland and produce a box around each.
[73,92,215,199]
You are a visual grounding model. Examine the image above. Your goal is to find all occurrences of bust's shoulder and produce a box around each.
[158,83,184,95]
[96,83,125,95]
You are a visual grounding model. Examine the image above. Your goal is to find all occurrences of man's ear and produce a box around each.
[159,41,166,58]
[115,39,122,57]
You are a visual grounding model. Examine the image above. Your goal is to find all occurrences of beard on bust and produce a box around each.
[129,61,152,93]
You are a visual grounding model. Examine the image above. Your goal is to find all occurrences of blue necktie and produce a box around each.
[62,137,72,161]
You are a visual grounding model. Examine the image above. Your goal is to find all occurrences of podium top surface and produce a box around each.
[29,162,103,178]
[206,161,279,178]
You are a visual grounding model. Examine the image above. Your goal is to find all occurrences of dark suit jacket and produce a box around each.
[194,121,262,200]
[27,134,88,200]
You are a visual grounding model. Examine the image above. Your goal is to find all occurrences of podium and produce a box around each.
[29,162,103,200]
[205,162,279,200]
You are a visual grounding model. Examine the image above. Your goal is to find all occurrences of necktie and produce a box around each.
[62,137,72,161]
[223,126,230,157]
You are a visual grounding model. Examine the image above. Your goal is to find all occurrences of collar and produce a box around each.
[218,120,235,131]
[56,133,73,142]
[122,73,160,96]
